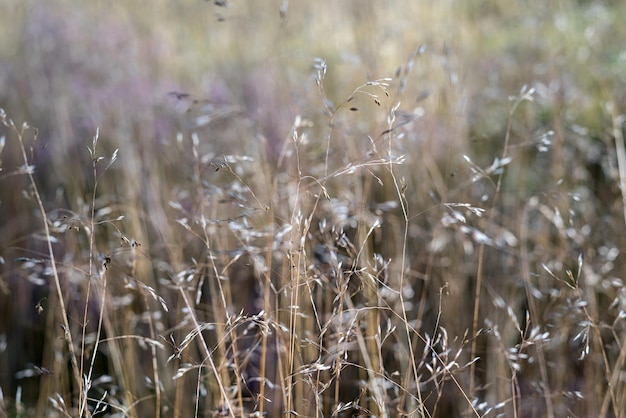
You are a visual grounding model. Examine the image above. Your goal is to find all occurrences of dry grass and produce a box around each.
[1,1,626,417]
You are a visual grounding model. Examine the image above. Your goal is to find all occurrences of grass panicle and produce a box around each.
[2,1,626,417]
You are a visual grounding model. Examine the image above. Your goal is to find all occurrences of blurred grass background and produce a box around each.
[1,0,626,416]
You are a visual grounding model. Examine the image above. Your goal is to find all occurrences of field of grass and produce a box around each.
[1,0,626,417]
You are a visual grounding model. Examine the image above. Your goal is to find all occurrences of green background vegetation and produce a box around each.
[1,0,626,416]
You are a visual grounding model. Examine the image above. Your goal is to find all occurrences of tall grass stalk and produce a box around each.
[1,112,84,416]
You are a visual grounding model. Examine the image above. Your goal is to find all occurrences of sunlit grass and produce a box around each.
[1,1,626,417]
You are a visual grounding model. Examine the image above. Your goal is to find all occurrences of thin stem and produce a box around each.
[468,87,535,405]
[7,118,84,414]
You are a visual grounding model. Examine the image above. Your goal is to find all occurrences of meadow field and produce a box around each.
[1,0,626,416]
